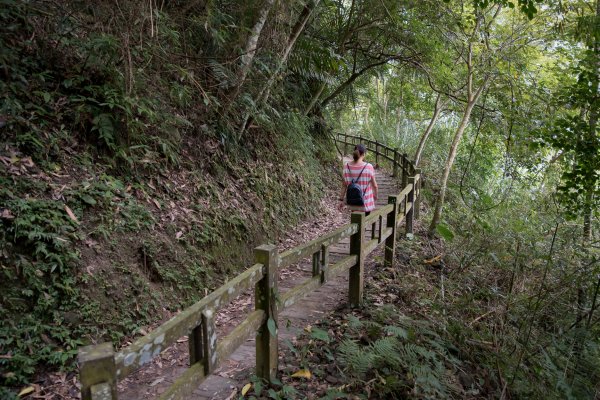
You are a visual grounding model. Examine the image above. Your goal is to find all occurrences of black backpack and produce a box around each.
[346,163,368,206]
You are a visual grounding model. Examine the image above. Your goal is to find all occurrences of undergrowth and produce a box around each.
[0,0,336,394]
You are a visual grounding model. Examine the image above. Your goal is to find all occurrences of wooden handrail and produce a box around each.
[279,223,358,268]
[77,139,422,400]
[112,262,264,380]
[334,133,417,176]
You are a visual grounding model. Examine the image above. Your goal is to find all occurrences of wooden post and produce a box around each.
[255,244,279,382]
[401,153,408,188]
[375,142,379,166]
[312,250,320,277]
[79,343,117,400]
[392,149,399,178]
[320,244,329,284]
[202,309,217,374]
[414,168,421,219]
[385,195,399,267]
[90,383,112,400]
[406,177,415,236]
[189,323,203,365]
[349,212,366,307]
[189,307,217,374]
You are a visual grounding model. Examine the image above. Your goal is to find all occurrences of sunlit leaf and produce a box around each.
[435,224,454,241]
[291,369,312,379]
[241,383,252,396]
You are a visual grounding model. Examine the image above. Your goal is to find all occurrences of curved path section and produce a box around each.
[117,155,403,399]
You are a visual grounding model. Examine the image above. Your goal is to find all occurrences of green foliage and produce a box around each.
[471,0,543,19]
[0,1,189,170]
[535,45,599,220]
[242,374,299,400]
[0,187,83,384]
[336,308,461,399]
[435,223,455,241]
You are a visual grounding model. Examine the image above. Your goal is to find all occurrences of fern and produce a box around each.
[288,37,341,84]
[338,339,375,378]
[329,303,466,399]
[384,325,408,339]
[208,59,235,87]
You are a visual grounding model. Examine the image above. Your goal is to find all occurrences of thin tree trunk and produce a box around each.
[239,0,320,137]
[428,99,476,233]
[319,57,393,109]
[414,93,445,166]
[226,0,275,107]
[429,38,489,233]
[395,107,402,142]
[303,81,327,115]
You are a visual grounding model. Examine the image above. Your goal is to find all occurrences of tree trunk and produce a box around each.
[303,81,327,115]
[428,98,476,234]
[414,93,445,166]
[226,0,275,107]
[429,38,489,234]
[395,107,402,142]
[239,0,320,137]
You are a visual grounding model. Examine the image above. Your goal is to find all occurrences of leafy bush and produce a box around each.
[0,193,82,384]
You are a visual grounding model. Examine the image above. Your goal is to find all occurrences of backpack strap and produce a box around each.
[346,163,368,183]
[353,163,368,183]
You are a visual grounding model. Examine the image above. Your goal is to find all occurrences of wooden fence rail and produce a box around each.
[77,137,421,400]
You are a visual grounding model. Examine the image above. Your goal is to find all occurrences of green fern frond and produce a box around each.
[338,339,375,378]
[347,315,363,330]
[207,59,234,87]
[384,325,408,339]
[288,37,342,84]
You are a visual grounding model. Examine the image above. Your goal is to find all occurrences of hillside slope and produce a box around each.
[0,1,338,394]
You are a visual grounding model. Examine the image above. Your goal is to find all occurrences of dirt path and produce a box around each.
[114,157,402,399]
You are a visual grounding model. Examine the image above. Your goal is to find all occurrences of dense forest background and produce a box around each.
[0,0,598,398]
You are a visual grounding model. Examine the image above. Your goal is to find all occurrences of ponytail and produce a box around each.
[353,144,366,162]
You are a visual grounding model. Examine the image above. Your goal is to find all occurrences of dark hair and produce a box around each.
[353,144,366,162]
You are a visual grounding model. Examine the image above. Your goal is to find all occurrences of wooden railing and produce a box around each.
[335,132,417,189]
[77,138,422,400]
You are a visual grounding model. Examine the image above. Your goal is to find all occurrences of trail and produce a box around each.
[117,156,403,399]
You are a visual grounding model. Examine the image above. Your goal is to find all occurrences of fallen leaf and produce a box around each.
[151,199,161,209]
[18,386,35,397]
[175,231,183,239]
[241,383,252,396]
[149,377,164,387]
[424,255,442,264]
[291,369,312,379]
[64,205,79,224]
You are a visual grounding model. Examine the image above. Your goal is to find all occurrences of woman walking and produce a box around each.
[338,144,378,215]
